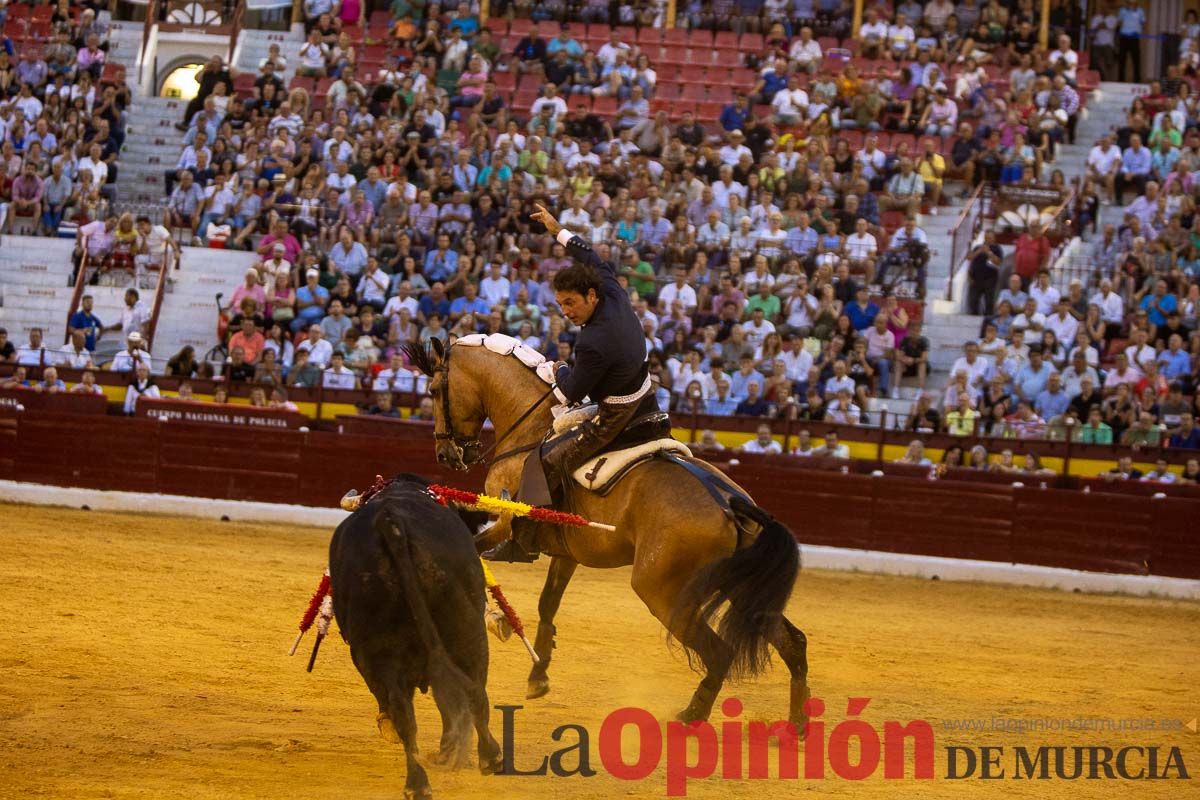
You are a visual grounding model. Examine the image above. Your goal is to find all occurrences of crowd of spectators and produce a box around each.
[0,1,128,234]
[4,1,1198,469]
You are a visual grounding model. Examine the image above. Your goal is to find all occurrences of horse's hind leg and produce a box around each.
[769,616,811,737]
[527,556,577,700]
[632,570,733,723]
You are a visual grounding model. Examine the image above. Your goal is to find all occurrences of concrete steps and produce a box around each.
[0,237,80,342]
[153,246,259,360]
[235,28,303,84]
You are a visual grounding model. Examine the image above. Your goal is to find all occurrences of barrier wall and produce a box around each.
[2,408,1198,579]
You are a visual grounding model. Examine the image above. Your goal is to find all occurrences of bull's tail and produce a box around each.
[669,495,800,681]
[376,509,444,661]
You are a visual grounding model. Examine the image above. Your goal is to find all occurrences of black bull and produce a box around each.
[329,475,503,799]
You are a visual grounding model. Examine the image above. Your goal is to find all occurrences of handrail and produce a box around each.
[227,0,246,65]
[944,181,985,301]
[145,242,175,351]
[140,0,159,90]
[64,234,91,344]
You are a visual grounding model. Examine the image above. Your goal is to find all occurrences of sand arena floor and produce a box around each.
[1,502,1197,799]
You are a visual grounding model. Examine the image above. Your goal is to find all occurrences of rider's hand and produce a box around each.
[531,203,562,236]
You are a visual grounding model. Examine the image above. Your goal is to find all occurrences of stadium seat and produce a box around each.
[592,95,618,118]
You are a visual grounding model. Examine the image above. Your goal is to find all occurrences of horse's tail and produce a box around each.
[669,495,800,681]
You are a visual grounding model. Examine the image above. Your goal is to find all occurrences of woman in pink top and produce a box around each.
[337,0,363,26]
[884,294,910,344]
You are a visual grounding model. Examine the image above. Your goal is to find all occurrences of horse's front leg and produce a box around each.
[527,556,578,700]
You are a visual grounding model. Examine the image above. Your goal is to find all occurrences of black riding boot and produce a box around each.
[482,516,543,563]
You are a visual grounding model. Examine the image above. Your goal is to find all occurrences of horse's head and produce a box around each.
[412,338,484,471]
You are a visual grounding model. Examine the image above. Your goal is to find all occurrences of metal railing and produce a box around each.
[64,234,91,344]
[145,242,178,351]
[945,182,986,301]
[228,0,246,64]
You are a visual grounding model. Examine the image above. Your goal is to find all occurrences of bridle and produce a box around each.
[432,343,558,467]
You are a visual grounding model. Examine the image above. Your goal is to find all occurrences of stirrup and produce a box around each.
[482,538,540,563]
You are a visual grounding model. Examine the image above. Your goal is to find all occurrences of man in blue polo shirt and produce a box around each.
[449,282,490,328]
[418,281,451,323]
[845,286,880,332]
[68,294,104,351]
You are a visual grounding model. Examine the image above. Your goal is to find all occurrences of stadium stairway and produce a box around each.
[234,27,302,84]
[117,95,191,213]
[151,246,259,363]
[907,80,1137,410]
[0,236,79,346]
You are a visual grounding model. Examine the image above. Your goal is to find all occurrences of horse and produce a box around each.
[404,337,811,730]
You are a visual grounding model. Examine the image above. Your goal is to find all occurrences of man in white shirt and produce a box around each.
[743,308,776,351]
[1086,133,1122,203]
[357,257,390,312]
[859,9,889,58]
[856,135,888,183]
[783,289,817,336]
[1049,34,1079,82]
[950,341,991,389]
[383,281,420,322]
[111,331,152,373]
[657,267,698,315]
[374,353,427,393]
[1090,278,1125,337]
[844,218,879,283]
[322,352,359,390]
[887,13,916,58]
[530,83,569,121]
[1044,297,1079,346]
[787,26,823,72]
[1028,272,1061,315]
[297,324,333,368]
[718,130,753,167]
[1102,352,1141,395]
[58,330,94,369]
[1012,298,1046,333]
[1123,328,1157,371]
[770,75,809,124]
[710,166,747,209]
[558,195,590,234]
[739,424,783,454]
[77,142,108,187]
[15,328,49,367]
[596,30,631,67]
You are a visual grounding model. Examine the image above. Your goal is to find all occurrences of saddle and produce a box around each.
[520,408,689,503]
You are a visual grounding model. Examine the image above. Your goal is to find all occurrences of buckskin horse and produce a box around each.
[405,337,810,731]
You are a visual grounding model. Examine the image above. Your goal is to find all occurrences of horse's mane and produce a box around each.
[403,335,549,381]
[401,342,436,377]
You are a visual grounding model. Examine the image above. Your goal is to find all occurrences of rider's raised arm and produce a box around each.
[552,229,618,283]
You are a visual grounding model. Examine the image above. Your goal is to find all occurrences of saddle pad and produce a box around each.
[572,439,693,493]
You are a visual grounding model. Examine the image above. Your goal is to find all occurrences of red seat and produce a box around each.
[696,100,722,123]
[484,15,507,35]
[730,68,757,89]
[343,24,365,42]
[289,75,315,93]
[660,45,689,68]
[491,70,517,92]
[841,130,865,149]
[535,20,558,38]
[509,18,533,36]
[680,83,706,102]
[592,95,618,118]
[890,133,917,154]
[817,36,838,51]
[678,66,708,85]
[714,30,739,50]
[881,210,906,232]
[662,27,690,46]
[741,32,765,52]
[665,99,697,119]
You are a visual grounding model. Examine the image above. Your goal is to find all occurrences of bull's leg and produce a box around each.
[526,556,578,700]
[769,617,811,738]
[389,687,432,800]
[352,651,404,745]
[430,672,473,769]
[467,682,503,775]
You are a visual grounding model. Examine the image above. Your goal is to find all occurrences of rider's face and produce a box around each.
[556,289,598,326]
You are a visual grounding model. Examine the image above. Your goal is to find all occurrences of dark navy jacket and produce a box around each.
[554,235,647,405]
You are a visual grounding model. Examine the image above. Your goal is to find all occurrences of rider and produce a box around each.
[484,203,656,563]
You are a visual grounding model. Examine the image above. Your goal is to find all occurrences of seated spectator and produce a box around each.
[123,362,160,415]
[812,430,850,458]
[896,439,932,465]
[738,423,782,454]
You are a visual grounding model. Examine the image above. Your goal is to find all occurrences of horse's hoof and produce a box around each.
[403,787,433,800]
[526,679,550,699]
[479,755,504,776]
[429,748,452,766]
[676,704,710,724]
